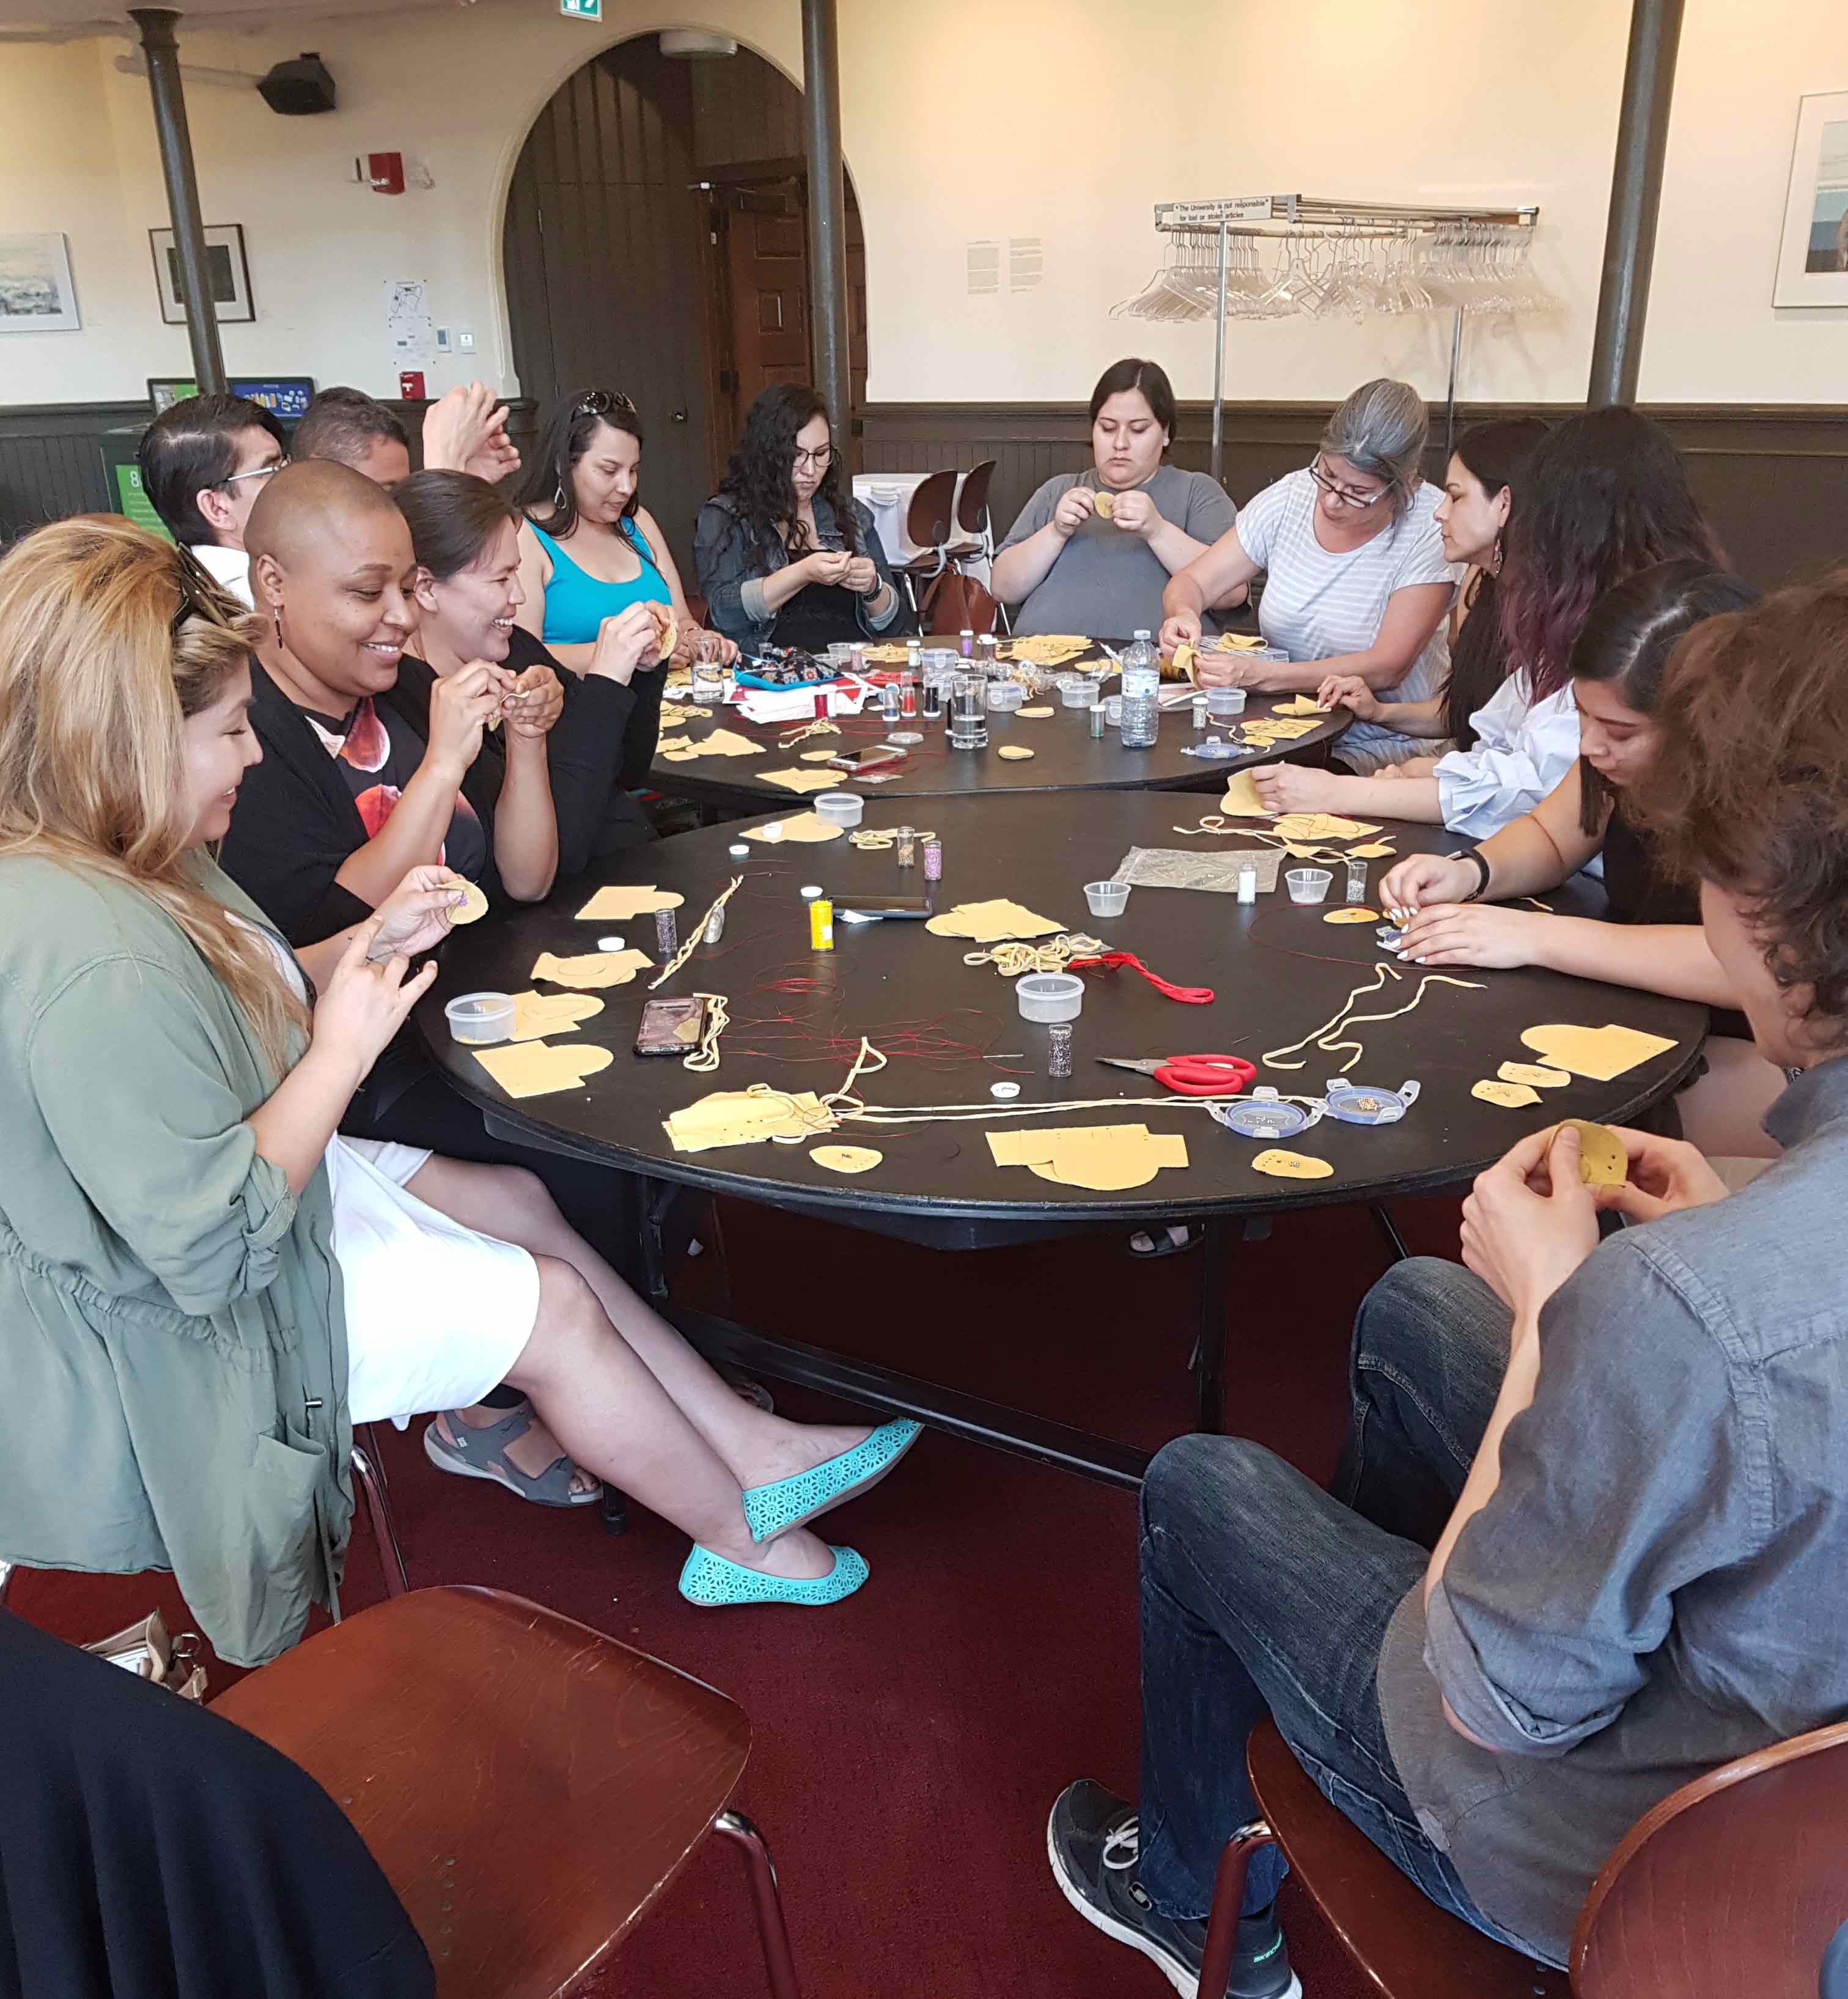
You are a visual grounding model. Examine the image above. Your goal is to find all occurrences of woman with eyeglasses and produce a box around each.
[990,357,1239,641]
[0,517,915,1656]
[514,388,735,675]
[694,384,908,655]
[1160,378,1460,770]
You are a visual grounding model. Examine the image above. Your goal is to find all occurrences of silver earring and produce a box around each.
[272,605,284,643]
[554,482,565,509]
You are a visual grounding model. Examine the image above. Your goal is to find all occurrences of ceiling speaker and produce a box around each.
[259,52,336,115]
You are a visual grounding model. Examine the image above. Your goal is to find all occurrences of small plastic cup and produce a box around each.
[1084,880,1131,918]
[1206,687,1248,720]
[1286,868,1333,905]
[691,659,726,704]
[1104,695,1124,726]
[814,792,864,826]
[1058,675,1094,708]
[444,992,515,1045]
[986,680,1025,713]
[1017,973,1084,1022]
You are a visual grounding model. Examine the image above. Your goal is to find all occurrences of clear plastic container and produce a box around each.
[1084,880,1131,917]
[1286,868,1334,905]
[1058,674,1094,708]
[814,792,864,826]
[1104,694,1124,726]
[1206,687,1247,721]
[1119,630,1161,748]
[445,992,515,1045]
[986,680,1026,713]
[1017,973,1084,1022]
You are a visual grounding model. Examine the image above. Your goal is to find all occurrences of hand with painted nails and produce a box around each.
[1394,901,1548,970]
[1379,850,1478,919]
[367,863,474,959]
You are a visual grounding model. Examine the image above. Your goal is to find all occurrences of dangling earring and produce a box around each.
[1490,534,1503,576]
[271,603,285,647]
[553,481,566,509]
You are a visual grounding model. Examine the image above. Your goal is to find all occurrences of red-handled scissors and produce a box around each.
[1096,1054,1257,1097]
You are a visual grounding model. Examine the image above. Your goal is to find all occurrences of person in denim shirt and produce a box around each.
[693,385,908,656]
[1050,567,1848,1998]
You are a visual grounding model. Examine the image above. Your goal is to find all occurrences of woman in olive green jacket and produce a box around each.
[0,521,917,1662]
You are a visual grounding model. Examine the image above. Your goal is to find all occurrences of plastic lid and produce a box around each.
[1215,1098,1311,1139]
[800,885,822,899]
[991,1081,1021,1099]
[1133,629,1152,639]
[596,935,627,951]
[729,842,750,856]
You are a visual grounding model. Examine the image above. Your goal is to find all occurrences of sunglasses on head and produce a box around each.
[168,543,243,636]
[573,389,638,418]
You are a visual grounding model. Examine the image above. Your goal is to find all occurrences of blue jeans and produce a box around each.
[1136,1257,1525,1948]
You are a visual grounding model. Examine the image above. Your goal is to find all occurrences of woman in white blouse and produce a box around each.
[1243,409,1725,833]
[1159,378,1458,770]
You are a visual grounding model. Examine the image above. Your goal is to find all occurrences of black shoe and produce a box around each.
[1047,1780,1298,1999]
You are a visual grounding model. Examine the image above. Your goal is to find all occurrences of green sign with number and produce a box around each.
[114,462,172,543]
[559,0,602,18]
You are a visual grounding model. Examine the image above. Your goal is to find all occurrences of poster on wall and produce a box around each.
[1774,89,1848,307]
[0,232,80,333]
[150,223,255,325]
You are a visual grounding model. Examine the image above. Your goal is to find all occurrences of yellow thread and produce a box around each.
[649,876,743,991]
[962,932,1106,976]
[683,992,729,1073]
[1264,968,1485,1073]
[849,826,937,851]
[779,718,841,749]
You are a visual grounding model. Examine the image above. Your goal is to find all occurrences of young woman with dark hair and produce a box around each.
[396,469,666,864]
[694,383,906,653]
[1250,408,1719,831]
[990,357,1239,639]
[1380,559,1786,1157]
[514,388,734,673]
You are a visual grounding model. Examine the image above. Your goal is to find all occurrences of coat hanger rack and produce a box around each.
[1119,196,1544,480]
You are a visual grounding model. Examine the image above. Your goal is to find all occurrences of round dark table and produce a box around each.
[647,673,1348,811]
[419,792,1705,1481]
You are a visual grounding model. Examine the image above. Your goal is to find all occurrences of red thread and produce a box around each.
[1067,951,1215,1006]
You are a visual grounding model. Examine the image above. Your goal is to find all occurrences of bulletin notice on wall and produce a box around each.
[384,278,431,364]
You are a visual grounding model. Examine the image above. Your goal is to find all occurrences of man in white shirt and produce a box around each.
[138,393,289,608]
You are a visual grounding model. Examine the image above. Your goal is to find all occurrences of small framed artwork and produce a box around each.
[1774,90,1848,307]
[0,232,81,333]
[149,222,255,325]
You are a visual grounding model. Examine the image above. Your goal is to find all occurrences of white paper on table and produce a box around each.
[734,683,870,726]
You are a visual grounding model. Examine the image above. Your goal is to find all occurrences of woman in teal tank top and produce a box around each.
[514,388,737,674]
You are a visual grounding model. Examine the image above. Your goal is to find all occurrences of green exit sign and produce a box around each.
[559,0,601,18]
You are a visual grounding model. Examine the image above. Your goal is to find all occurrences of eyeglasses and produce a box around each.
[169,543,243,635]
[574,389,638,418]
[792,445,833,470]
[218,454,289,490]
[1308,456,1393,510]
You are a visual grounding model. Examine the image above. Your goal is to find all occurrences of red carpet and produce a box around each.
[10,1192,1466,1998]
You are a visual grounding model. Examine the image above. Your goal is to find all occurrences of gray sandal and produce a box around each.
[422,1404,602,1509]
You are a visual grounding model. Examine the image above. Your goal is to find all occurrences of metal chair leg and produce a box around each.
[351,1425,409,1599]
[714,1808,803,1999]
[1369,1202,1411,1264]
[1198,1820,1279,1998]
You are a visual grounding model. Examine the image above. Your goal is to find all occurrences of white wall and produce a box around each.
[1,0,1842,410]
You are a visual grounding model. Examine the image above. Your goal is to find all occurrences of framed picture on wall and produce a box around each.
[149,223,255,325]
[0,232,81,333]
[1774,90,1848,307]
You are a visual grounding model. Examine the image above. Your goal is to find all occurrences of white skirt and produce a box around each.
[328,1138,541,1428]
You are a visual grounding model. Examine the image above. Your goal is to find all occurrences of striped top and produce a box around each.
[1235,469,1459,765]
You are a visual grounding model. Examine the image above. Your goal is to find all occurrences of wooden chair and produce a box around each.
[213,1585,803,1998]
[1197,1717,1848,1998]
[944,457,997,570]
[891,468,958,616]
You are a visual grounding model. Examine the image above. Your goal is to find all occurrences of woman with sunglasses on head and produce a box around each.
[514,388,735,676]
[1246,410,1723,839]
[397,469,666,865]
[0,518,916,1657]
[694,384,908,655]
[1160,378,1460,770]
[1380,561,1787,1163]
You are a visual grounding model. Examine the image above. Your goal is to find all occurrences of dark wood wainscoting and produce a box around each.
[861,402,1848,592]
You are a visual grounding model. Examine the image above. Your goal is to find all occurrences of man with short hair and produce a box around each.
[136,392,287,606]
[293,381,520,490]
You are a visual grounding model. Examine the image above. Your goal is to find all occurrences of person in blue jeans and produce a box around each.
[1050,566,1848,1998]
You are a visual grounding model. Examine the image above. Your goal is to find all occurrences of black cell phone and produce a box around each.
[830,746,904,771]
[839,896,929,918]
[633,995,707,1056]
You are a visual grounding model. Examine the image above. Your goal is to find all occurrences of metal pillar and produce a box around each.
[1587,0,1685,408]
[800,0,853,470]
[130,8,226,395]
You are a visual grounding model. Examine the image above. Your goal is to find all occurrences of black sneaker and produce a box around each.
[1047,1780,1299,1999]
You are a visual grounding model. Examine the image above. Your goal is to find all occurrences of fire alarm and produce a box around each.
[399,370,426,400]
[367,152,405,196]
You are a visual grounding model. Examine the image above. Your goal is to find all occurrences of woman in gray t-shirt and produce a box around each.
[990,358,1240,639]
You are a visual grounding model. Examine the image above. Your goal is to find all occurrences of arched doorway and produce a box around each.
[502,34,867,574]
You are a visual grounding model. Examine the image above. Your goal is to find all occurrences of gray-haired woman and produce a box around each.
[1160,378,1460,768]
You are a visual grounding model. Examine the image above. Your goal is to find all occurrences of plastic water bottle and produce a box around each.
[1119,630,1160,748]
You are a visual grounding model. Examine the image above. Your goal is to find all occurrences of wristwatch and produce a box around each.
[1446,847,1492,902]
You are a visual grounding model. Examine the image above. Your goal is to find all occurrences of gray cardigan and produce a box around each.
[0,852,352,1665]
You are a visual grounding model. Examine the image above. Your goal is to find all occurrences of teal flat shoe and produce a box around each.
[678,1543,869,1608]
[742,1419,923,1543]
